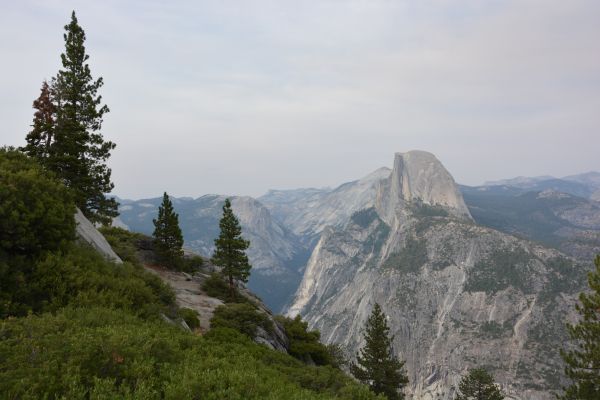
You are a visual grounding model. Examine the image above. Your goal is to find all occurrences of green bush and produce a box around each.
[15,243,175,318]
[211,303,273,338]
[99,226,148,265]
[202,272,254,305]
[182,254,204,272]
[276,315,332,366]
[178,307,200,330]
[0,308,380,399]
[0,147,75,256]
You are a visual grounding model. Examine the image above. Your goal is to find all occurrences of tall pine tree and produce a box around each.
[152,192,184,269]
[454,368,504,400]
[350,303,408,400]
[211,198,251,297]
[22,11,117,225]
[560,255,600,399]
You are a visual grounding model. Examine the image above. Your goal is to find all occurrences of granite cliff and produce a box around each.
[287,151,588,399]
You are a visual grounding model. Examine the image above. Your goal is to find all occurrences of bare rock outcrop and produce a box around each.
[75,208,122,264]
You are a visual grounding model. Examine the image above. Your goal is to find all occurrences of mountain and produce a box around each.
[116,195,310,312]
[260,167,391,245]
[483,171,600,199]
[461,186,600,261]
[287,151,588,399]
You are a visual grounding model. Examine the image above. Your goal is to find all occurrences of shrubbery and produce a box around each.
[99,226,148,264]
[276,315,333,366]
[211,303,273,338]
[178,307,201,330]
[202,272,254,305]
[0,308,379,399]
[0,148,75,257]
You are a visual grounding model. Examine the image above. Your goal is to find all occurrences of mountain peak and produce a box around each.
[377,150,472,221]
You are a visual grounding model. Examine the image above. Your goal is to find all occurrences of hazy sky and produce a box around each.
[1,0,599,199]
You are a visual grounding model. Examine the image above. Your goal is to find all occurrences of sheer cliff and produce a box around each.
[288,151,588,399]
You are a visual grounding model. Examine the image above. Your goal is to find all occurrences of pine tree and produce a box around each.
[560,255,600,399]
[454,368,504,400]
[350,303,408,400]
[21,81,56,163]
[22,11,117,225]
[211,198,251,297]
[152,192,184,269]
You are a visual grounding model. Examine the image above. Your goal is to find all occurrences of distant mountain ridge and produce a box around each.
[483,171,600,199]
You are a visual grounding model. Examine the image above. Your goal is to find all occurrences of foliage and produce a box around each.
[211,198,252,296]
[99,225,148,264]
[0,148,77,317]
[178,307,200,330]
[1,229,175,318]
[202,272,254,305]
[210,303,273,338]
[21,12,117,224]
[0,148,75,257]
[20,81,56,162]
[559,255,600,399]
[454,368,504,400]
[351,208,380,228]
[153,192,184,270]
[0,308,381,399]
[183,254,204,271]
[410,201,450,218]
[350,303,408,400]
[28,244,175,318]
[464,247,535,294]
[383,236,428,273]
[326,343,349,369]
[276,315,333,366]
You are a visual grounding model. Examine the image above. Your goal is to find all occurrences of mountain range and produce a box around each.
[115,152,599,398]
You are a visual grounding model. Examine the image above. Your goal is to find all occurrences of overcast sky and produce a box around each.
[1,0,599,199]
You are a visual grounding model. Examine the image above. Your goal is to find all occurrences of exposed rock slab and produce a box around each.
[75,208,122,264]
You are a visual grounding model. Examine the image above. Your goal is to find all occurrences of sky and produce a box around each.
[1,0,599,199]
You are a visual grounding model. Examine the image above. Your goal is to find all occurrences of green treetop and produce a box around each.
[454,368,504,400]
[21,11,117,225]
[560,255,600,399]
[211,198,251,297]
[351,303,408,400]
[152,192,184,269]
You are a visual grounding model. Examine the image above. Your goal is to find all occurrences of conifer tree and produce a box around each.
[350,303,408,400]
[21,81,56,163]
[560,255,600,399]
[211,198,251,297]
[152,192,184,269]
[22,11,117,224]
[454,368,504,400]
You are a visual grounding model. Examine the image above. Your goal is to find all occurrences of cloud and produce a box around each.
[1,0,599,198]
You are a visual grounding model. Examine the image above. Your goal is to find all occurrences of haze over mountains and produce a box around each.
[116,155,600,312]
[116,151,599,398]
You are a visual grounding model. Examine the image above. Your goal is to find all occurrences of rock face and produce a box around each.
[116,195,308,312]
[287,152,588,399]
[75,208,122,264]
[375,151,472,224]
[260,167,391,244]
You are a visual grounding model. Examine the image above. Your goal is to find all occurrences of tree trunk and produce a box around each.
[229,274,235,300]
